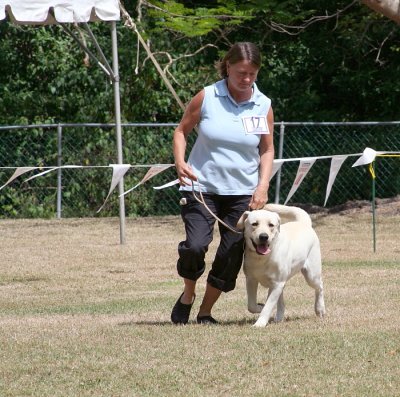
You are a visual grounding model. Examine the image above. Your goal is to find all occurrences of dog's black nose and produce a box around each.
[258,233,269,243]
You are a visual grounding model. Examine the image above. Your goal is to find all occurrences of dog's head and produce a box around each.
[237,209,280,255]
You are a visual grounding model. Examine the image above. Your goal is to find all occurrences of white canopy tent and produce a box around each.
[0,0,127,243]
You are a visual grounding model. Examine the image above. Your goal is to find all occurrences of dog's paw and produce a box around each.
[248,303,264,314]
[315,303,326,318]
[252,317,268,328]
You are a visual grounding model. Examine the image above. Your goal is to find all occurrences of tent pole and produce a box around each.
[111,21,126,244]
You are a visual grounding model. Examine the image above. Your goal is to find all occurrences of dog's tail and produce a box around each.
[264,203,312,227]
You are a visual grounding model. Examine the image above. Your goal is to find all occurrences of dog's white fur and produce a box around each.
[236,204,326,327]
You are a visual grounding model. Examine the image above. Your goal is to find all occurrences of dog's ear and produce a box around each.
[236,211,250,230]
[276,214,281,233]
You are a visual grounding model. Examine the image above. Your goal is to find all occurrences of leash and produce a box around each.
[190,180,243,235]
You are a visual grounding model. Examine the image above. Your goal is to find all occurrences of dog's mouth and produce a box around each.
[251,240,271,255]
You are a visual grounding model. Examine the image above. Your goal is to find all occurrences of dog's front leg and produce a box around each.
[253,282,285,327]
[275,291,285,322]
[246,277,262,313]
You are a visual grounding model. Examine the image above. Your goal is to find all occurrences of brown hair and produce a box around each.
[216,42,262,79]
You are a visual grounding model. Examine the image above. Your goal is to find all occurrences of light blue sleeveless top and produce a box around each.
[181,79,272,195]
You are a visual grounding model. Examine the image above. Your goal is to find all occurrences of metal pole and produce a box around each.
[56,124,62,219]
[371,161,376,253]
[111,21,126,244]
[274,121,285,204]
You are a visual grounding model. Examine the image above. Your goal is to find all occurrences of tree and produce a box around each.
[362,0,400,24]
[1,0,399,124]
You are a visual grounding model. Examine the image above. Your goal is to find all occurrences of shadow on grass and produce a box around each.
[117,318,254,327]
[117,315,313,327]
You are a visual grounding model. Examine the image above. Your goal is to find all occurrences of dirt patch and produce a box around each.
[295,195,400,216]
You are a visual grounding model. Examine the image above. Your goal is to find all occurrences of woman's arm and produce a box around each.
[249,106,275,209]
[173,90,204,185]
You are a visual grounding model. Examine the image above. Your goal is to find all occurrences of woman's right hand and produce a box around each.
[175,161,198,186]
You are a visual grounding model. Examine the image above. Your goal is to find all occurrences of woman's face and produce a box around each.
[226,60,259,93]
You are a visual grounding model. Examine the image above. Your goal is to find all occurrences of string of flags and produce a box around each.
[0,148,399,212]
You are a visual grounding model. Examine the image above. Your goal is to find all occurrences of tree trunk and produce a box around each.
[362,0,400,23]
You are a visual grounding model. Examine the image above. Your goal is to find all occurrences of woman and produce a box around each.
[171,42,275,324]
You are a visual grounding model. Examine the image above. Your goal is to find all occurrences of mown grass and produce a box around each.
[0,212,399,396]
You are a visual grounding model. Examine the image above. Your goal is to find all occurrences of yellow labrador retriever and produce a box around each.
[237,204,325,327]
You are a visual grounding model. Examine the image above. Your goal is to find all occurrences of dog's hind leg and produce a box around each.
[314,284,325,318]
[301,258,326,318]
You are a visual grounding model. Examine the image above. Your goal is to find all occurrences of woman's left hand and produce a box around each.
[249,185,269,210]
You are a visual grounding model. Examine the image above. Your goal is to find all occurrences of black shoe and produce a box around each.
[171,292,195,325]
[196,315,219,325]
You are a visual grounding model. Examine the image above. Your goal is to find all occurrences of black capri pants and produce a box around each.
[177,191,252,293]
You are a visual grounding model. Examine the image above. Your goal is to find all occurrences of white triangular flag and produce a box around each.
[97,164,131,213]
[284,158,316,205]
[352,147,377,167]
[324,155,348,206]
[270,160,284,180]
[24,165,84,182]
[24,167,58,182]
[0,167,37,191]
[121,164,173,197]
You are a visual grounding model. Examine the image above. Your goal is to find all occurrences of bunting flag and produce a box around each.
[352,147,377,167]
[284,158,316,205]
[24,167,58,182]
[121,164,173,197]
[351,147,400,167]
[24,165,84,183]
[153,178,180,190]
[97,164,131,213]
[324,155,348,206]
[1,149,400,210]
[0,166,38,191]
[270,159,284,180]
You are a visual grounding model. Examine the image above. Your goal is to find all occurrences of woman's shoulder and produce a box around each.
[253,83,270,100]
[186,89,205,113]
[201,80,227,103]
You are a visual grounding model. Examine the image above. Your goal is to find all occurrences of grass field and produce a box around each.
[0,208,399,396]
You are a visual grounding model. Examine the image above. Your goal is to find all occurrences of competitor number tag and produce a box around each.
[242,116,270,135]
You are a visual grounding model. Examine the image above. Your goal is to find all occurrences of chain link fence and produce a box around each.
[0,122,399,218]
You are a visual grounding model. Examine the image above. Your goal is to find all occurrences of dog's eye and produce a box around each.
[268,223,275,228]
[251,222,259,227]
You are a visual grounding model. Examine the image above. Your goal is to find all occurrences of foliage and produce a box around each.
[0,24,115,125]
[2,1,399,125]
[143,0,253,37]
[0,0,400,216]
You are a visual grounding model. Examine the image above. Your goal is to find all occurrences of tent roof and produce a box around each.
[0,0,120,24]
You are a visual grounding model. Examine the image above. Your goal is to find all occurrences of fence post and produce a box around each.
[274,121,285,204]
[56,124,62,219]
